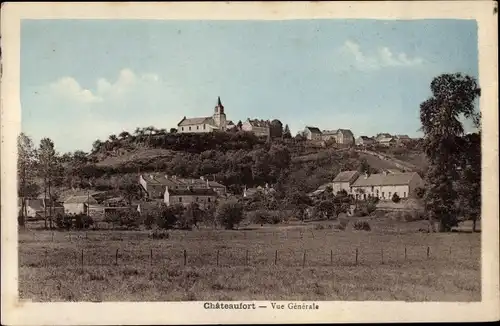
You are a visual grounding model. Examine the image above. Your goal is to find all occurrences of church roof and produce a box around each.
[178,116,217,127]
[305,126,322,134]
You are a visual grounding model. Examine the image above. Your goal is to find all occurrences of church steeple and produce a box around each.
[215,96,224,114]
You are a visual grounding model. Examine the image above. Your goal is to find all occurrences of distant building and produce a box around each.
[63,195,99,215]
[303,126,322,141]
[332,171,360,194]
[321,130,338,142]
[378,137,396,147]
[376,133,392,142]
[177,97,227,133]
[350,171,424,200]
[139,174,226,199]
[241,118,271,137]
[394,134,412,145]
[18,198,64,218]
[332,170,425,200]
[164,186,217,209]
[243,184,275,198]
[356,136,376,146]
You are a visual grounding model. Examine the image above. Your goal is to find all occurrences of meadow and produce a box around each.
[18,219,481,302]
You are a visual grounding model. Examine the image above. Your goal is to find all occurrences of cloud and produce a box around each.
[338,40,424,71]
[24,68,187,152]
[49,77,103,104]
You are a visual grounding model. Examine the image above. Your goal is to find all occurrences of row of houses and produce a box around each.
[356,133,413,147]
[303,127,356,145]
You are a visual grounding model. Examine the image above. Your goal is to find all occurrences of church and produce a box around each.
[177,97,236,133]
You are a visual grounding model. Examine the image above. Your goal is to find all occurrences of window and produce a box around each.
[388,192,392,198]
[189,126,191,131]
[181,127,184,131]
[382,192,385,198]
[197,126,199,130]
[371,186,374,192]
[179,197,182,202]
[208,198,211,202]
[195,197,198,202]
[403,192,406,198]
[204,124,206,130]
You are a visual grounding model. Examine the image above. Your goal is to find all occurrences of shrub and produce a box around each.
[74,214,94,229]
[55,213,72,230]
[333,223,346,231]
[215,200,244,230]
[392,193,401,203]
[143,212,156,229]
[314,223,325,230]
[250,210,282,225]
[353,221,371,231]
[121,210,141,229]
[149,228,170,239]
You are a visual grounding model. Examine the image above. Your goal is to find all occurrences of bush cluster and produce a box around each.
[353,221,371,231]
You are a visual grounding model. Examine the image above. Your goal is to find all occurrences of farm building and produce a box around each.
[378,137,397,147]
[332,170,360,194]
[356,136,376,146]
[303,126,322,141]
[164,186,217,209]
[63,195,99,215]
[17,198,64,218]
[350,171,424,200]
[139,174,226,199]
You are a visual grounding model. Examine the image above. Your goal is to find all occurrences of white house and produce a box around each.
[350,171,425,200]
[63,195,99,215]
[241,119,271,137]
[164,186,217,209]
[356,136,376,146]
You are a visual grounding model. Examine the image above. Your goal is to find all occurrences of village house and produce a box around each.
[375,133,392,142]
[303,126,322,141]
[17,198,64,219]
[63,194,99,215]
[177,97,227,134]
[356,136,376,146]
[335,129,355,145]
[332,171,360,194]
[164,186,217,209]
[321,130,338,142]
[394,134,412,145]
[139,174,226,199]
[378,137,397,147]
[241,118,271,137]
[243,184,276,198]
[332,170,425,201]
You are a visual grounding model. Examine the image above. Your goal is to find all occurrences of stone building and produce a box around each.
[177,97,227,133]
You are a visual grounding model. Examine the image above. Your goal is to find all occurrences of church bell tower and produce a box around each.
[213,96,227,130]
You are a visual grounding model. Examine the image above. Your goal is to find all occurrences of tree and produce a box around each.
[419,73,481,232]
[37,138,58,229]
[287,190,312,221]
[283,124,292,139]
[170,128,178,133]
[119,131,131,140]
[215,200,244,230]
[392,193,401,203]
[237,120,243,130]
[17,133,38,227]
[456,133,481,232]
[270,119,283,139]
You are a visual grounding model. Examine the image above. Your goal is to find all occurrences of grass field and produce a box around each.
[18,218,481,302]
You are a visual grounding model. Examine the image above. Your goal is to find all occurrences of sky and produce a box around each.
[21,19,479,153]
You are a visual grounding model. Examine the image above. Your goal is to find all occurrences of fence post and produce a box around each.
[150,248,153,266]
[355,248,359,265]
[216,250,219,266]
[81,249,84,269]
[404,247,407,260]
[311,230,315,239]
[381,248,384,264]
[302,250,306,267]
[274,250,278,265]
[115,248,119,265]
[51,232,54,242]
[184,249,187,266]
[449,246,452,256]
[245,250,249,266]
[427,246,430,259]
[330,250,333,266]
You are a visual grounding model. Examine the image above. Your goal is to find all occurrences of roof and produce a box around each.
[142,174,226,189]
[227,120,235,125]
[358,136,374,140]
[18,198,63,210]
[378,137,395,143]
[396,134,411,139]
[167,188,217,196]
[322,129,338,135]
[246,119,270,128]
[64,195,98,204]
[177,116,216,127]
[305,126,322,134]
[333,171,359,183]
[337,129,354,137]
[351,172,418,187]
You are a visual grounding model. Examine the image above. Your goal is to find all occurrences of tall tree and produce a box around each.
[283,124,292,139]
[17,133,38,227]
[270,119,283,139]
[419,73,481,232]
[38,138,58,229]
[237,120,243,130]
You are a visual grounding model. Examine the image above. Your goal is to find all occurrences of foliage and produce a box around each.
[74,214,94,229]
[270,119,284,139]
[249,210,282,225]
[148,228,170,240]
[156,204,185,230]
[17,133,39,226]
[415,187,426,199]
[215,200,244,230]
[55,213,72,230]
[392,193,401,203]
[353,221,371,231]
[419,73,481,232]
